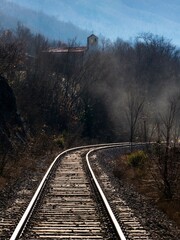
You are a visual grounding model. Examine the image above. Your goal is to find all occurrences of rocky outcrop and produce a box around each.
[0,75,25,153]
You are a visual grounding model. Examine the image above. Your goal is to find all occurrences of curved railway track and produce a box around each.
[2,143,153,239]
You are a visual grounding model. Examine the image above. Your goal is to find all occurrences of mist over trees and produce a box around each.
[0,24,180,179]
[1,25,180,142]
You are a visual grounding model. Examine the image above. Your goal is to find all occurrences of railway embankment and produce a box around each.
[92,147,180,240]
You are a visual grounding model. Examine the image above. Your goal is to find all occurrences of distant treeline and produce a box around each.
[1,24,180,145]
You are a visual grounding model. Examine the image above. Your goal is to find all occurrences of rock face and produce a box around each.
[0,75,25,152]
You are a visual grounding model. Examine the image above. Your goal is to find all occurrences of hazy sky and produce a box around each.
[8,0,180,46]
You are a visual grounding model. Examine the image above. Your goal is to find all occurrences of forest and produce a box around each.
[0,24,180,202]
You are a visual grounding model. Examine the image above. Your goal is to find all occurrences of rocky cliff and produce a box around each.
[0,75,25,153]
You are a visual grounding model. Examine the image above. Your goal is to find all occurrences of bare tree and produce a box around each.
[150,94,180,199]
[0,29,25,79]
[160,95,180,150]
[124,86,145,148]
[159,94,180,198]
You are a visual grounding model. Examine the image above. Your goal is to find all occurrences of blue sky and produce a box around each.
[7,0,180,46]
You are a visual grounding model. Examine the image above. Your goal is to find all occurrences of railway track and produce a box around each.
[88,146,152,240]
[1,143,153,239]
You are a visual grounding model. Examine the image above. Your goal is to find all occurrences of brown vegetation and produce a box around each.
[113,150,180,227]
[0,133,58,191]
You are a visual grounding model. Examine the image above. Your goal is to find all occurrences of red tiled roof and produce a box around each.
[46,47,87,53]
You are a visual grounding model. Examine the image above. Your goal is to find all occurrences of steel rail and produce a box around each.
[86,145,129,240]
[10,142,129,240]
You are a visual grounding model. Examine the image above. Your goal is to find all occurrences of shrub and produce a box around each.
[127,150,147,168]
[53,134,65,149]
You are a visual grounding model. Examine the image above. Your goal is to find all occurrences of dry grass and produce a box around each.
[113,152,180,227]
[0,153,52,192]
[0,134,61,193]
[157,199,180,226]
[0,176,7,190]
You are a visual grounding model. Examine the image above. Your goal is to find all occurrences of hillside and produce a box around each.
[0,0,90,43]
